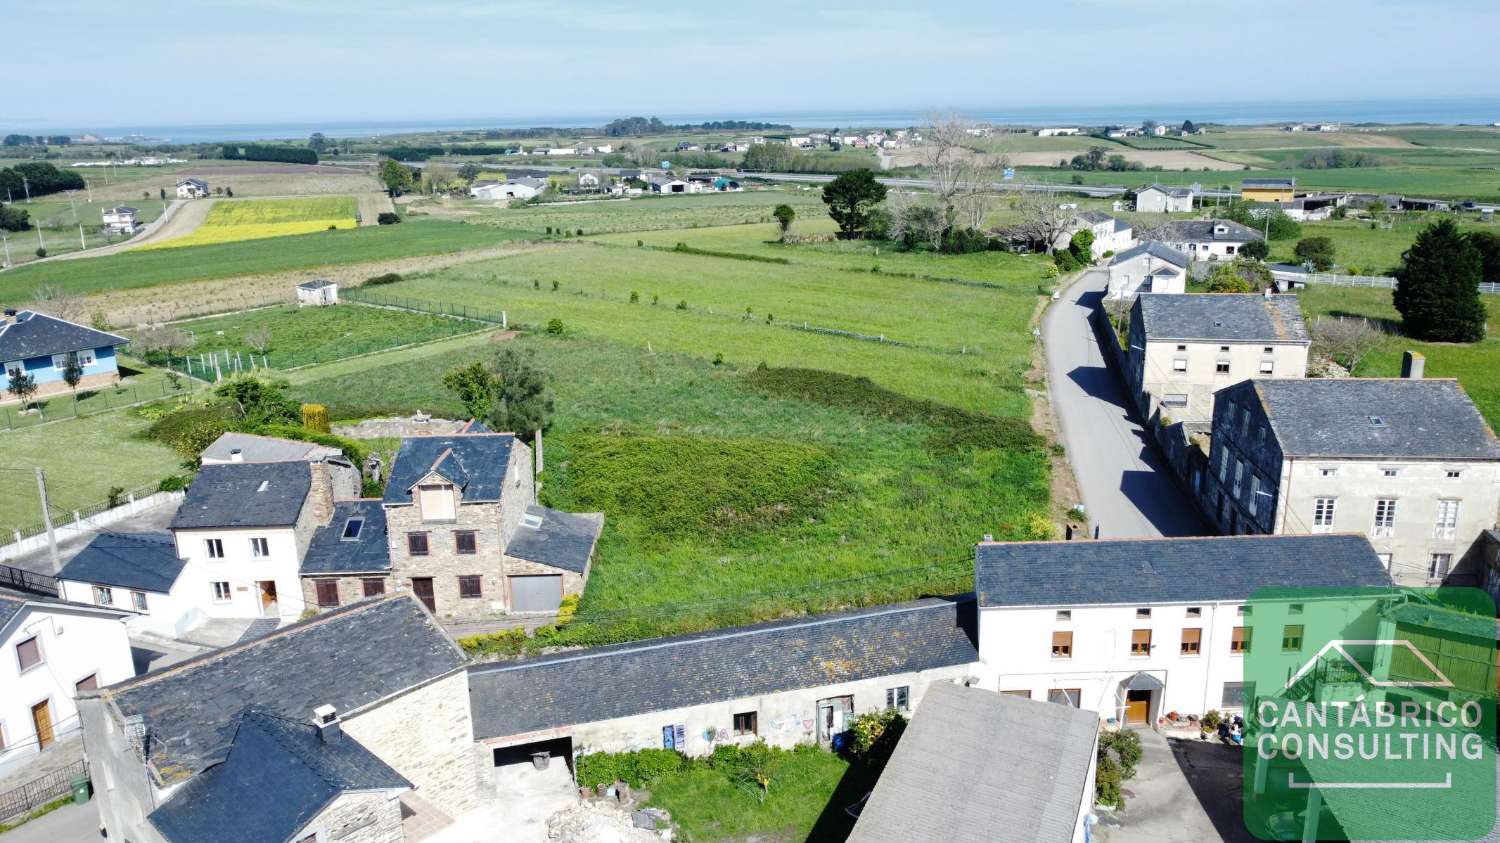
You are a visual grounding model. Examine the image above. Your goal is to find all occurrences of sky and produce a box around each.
[5,0,1500,129]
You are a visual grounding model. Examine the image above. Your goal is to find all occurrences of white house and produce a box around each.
[971,535,1392,725]
[101,206,139,235]
[296,279,338,306]
[1134,184,1194,213]
[175,178,209,199]
[0,587,133,776]
[1144,219,1262,261]
[1057,211,1135,259]
[1107,241,1189,298]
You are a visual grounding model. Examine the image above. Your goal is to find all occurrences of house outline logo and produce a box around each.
[1282,638,1454,691]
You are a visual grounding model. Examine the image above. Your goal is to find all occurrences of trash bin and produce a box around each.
[70,773,92,805]
[530,751,551,770]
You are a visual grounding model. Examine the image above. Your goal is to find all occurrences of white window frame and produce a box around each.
[1373,498,1397,538]
[205,538,225,559]
[1434,499,1459,541]
[1313,497,1336,531]
[211,581,232,603]
[249,537,270,558]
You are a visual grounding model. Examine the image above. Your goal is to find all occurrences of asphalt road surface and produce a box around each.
[1042,269,1207,538]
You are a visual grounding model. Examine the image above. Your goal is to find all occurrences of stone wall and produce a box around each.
[345,670,483,818]
[298,791,404,843]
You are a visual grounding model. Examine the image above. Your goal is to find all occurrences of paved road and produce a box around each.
[1042,269,1206,538]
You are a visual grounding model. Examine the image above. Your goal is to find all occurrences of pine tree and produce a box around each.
[1394,219,1486,342]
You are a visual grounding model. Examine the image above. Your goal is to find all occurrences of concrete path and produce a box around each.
[1041,270,1207,538]
[1097,729,1255,843]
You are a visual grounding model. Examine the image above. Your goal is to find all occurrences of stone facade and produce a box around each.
[345,671,483,819]
[296,791,405,843]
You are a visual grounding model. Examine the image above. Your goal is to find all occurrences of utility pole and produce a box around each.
[35,469,60,573]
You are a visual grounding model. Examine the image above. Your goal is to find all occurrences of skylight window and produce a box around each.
[341,518,364,540]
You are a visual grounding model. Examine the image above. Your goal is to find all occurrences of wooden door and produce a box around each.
[31,701,53,750]
[1125,690,1151,725]
[411,577,436,613]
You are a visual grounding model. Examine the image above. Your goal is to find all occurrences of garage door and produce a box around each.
[510,575,562,613]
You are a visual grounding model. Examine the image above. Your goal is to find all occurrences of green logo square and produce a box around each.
[1243,587,1496,840]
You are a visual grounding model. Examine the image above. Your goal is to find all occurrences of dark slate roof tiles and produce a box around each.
[170,461,312,529]
[1136,293,1310,344]
[58,532,185,593]
[1250,378,1500,460]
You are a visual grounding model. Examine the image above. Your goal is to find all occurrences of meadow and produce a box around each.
[0,218,537,296]
[144,196,358,249]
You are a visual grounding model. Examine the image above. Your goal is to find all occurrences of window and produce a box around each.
[1051,631,1073,658]
[1382,467,1400,477]
[75,674,99,693]
[1055,610,1072,621]
[1163,393,1188,407]
[315,580,340,608]
[15,636,42,671]
[458,575,482,598]
[205,538,224,559]
[1231,626,1251,654]
[93,585,113,606]
[1215,361,1231,374]
[131,591,148,612]
[1313,497,1337,531]
[733,711,758,736]
[1434,499,1460,540]
[1180,628,1202,655]
[407,532,429,556]
[1429,554,1453,581]
[249,537,269,558]
[886,686,910,711]
[1446,470,1462,479]
[1281,624,1304,652]
[362,578,386,597]
[1172,358,1188,373]
[1186,607,1201,618]
[455,531,478,555]
[341,518,364,540]
[1130,629,1152,656]
[1319,467,1338,478]
[1221,681,1250,709]
[211,581,232,603]
[1135,607,1152,619]
[1048,688,1082,708]
[1259,360,1274,374]
[1373,498,1397,537]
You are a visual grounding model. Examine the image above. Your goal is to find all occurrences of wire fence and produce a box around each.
[0,759,86,823]
[0,377,207,431]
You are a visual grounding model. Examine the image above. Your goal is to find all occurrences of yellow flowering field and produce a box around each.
[146,197,359,249]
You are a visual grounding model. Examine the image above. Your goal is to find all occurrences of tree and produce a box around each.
[1468,231,1500,284]
[772,204,795,240]
[1239,239,1270,261]
[1293,236,1336,271]
[378,159,416,196]
[62,352,84,392]
[1394,219,1486,342]
[308,132,328,153]
[1312,316,1380,374]
[442,361,498,420]
[7,370,36,411]
[486,348,553,439]
[821,169,887,238]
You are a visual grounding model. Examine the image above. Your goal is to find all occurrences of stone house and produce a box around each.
[1198,376,1500,585]
[467,596,977,779]
[381,433,602,620]
[1125,293,1310,425]
[78,595,475,843]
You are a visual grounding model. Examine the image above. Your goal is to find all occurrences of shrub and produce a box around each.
[546,318,564,335]
[365,272,403,286]
[376,212,401,225]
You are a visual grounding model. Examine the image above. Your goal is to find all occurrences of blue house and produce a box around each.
[0,308,128,399]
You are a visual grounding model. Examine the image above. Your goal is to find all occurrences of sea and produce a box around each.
[23,97,1500,144]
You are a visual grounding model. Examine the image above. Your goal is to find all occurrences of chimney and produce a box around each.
[1401,350,1425,379]
[229,448,243,462]
[312,704,341,744]
[309,461,335,526]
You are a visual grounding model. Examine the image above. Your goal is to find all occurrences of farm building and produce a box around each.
[101,206,139,234]
[0,309,129,402]
[175,178,209,199]
[296,279,338,306]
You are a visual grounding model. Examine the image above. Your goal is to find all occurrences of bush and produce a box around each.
[376,212,401,225]
[365,272,403,286]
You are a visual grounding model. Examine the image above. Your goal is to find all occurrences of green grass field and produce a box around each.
[161,303,486,370]
[0,218,537,297]
[1298,285,1500,427]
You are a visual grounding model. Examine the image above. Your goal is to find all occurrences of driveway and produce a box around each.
[1097,729,1255,843]
[1042,270,1206,538]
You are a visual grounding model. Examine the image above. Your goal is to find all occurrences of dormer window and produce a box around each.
[417,482,456,522]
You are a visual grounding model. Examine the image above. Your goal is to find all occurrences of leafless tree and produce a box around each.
[31,285,89,324]
[245,328,273,355]
[1312,316,1380,374]
[1013,190,1077,254]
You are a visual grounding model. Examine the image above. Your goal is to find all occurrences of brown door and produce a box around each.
[31,701,53,750]
[411,577,436,612]
[1125,690,1151,725]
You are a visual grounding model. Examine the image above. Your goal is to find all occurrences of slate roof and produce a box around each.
[148,710,409,843]
[975,535,1391,608]
[58,532,186,593]
[1110,240,1189,268]
[849,683,1098,843]
[1136,293,1310,344]
[1147,219,1262,243]
[300,501,390,575]
[383,434,516,505]
[503,506,603,575]
[170,461,312,529]
[1246,378,1500,460]
[99,594,465,785]
[0,310,128,362]
[469,596,977,739]
[201,431,340,464]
